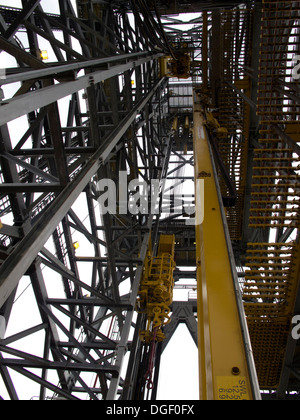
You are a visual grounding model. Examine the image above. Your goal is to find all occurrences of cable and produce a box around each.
[13,280,31,303]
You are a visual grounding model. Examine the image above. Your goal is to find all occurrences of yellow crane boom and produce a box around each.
[193,90,261,400]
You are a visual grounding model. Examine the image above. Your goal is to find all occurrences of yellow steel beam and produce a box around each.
[193,90,260,400]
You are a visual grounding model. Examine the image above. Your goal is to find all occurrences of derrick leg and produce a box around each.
[193,90,260,400]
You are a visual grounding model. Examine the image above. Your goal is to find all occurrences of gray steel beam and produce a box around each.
[28,259,72,391]
[106,228,151,400]
[0,0,267,401]
[0,34,49,70]
[162,301,198,353]
[46,101,70,186]
[1,323,48,346]
[0,2,170,401]
[39,252,118,304]
[0,125,27,223]
[7,365,80,400]
[0,151,58,183]
[0,345,117,374]
[106,119,173,400]
[0,76,165,310]
[0,53,163,127]
[0,53,147,86]
[3,0,41,41]
[0,353,19,400]
[0,183,62,193]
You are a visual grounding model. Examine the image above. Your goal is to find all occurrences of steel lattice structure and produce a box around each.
[0,0,299,401]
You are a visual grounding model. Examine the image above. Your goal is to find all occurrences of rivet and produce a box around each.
[232,367,240,376]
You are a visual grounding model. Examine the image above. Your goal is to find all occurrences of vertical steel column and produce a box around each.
[193,90,260,400]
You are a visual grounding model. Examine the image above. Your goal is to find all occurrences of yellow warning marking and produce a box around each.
[216,377,250,400]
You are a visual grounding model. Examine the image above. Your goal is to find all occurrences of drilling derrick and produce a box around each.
[0,0,299,402]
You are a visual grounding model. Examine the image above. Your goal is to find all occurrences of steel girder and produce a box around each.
[0,0,172,400]
[1,0,299,402]
[111,0,252,14]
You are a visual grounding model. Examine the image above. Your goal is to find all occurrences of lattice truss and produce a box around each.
[0,0,300,401]
[205,0,300,394]
[0,0,178,400]
[242,0,300,394]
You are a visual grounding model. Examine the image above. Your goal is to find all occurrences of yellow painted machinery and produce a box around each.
[159,53,191,79]
[137,235,176,344]
[205,111,228,139]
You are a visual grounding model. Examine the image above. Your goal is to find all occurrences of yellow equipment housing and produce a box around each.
[159,53,191,79]
[137,235,176,343]
[205,111,228,139]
